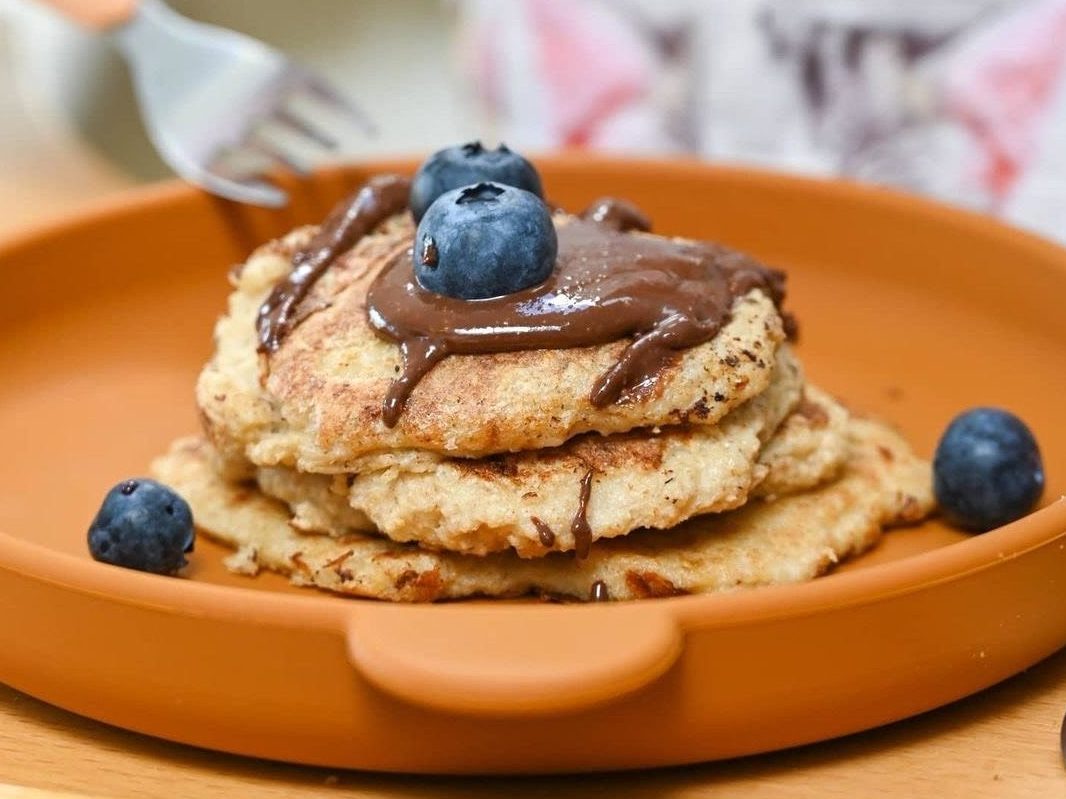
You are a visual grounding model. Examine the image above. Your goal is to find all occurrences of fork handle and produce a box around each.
[39,0,138,29]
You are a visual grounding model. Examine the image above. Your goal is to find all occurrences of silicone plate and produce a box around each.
[1,158,1065,774]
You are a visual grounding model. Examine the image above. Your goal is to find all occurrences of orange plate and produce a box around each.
[1,157,1065,774]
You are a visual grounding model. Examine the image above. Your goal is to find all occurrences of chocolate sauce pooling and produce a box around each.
[256,176,789,434]
[257,174,411,354]
[366,197,787,427]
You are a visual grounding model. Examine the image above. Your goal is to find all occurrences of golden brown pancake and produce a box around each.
[152,414,931,602]
[752,387,850,500]
[197,215,787,475]
[253,351,828,557]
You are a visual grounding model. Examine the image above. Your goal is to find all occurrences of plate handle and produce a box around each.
[345,604,683,716]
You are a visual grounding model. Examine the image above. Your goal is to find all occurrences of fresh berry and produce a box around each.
[88,479,195,575]
[413,182,557,300]
[409,141,544,222]
[933,408,1044,532]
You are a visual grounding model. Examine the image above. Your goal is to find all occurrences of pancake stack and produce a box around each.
[153,176,933,601]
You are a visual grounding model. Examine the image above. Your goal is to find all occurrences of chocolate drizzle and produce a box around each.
[589,580,610,602]
[255,174,789,434]
[581,197,651,232]
[571,469,595,560]
[531,516,556,548]
[257,174,411,354]
[367,199,787,426]
[382,339,447,428]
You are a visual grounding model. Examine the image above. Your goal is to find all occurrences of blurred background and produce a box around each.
[1,0,1064,240]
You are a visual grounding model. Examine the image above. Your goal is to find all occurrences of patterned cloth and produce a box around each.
[459,0,1066,242]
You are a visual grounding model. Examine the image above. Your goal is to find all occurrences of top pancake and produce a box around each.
[199,212,787,473]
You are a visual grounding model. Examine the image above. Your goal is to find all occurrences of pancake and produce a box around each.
[752,387,849,500]
[152,414,932,602]
[198,214,787,476]
[255,350,826,557]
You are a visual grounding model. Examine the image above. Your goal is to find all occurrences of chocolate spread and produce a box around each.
[531,516,556,548]
[366,203,787,426]
[257,174,411,353]
[580,197,651,232]
[257,174,789,432]
[589,580,610,602]
[571,468,595,559]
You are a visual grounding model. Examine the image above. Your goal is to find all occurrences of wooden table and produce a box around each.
[2,173,1065,799]
[2,647,1065,798]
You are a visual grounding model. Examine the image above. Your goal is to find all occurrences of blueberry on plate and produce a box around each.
[933,407,1044,532]
[414,181,557,300]
[409,141,544,222]
[88,479,195,575]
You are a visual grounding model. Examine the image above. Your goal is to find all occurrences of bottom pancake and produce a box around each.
[151,416,933,602]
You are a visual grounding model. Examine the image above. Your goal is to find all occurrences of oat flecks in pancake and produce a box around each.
[197,215,787,474]
[151,416,933,602]
[752,384,849,500]
[256,347,808,557]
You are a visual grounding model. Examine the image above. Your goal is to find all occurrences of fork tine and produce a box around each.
[112,0,379,207]
[294,74,377,135]
[209,143,271,178]
[201,166,289,208]
[263,146,312,176]
[231,176,289,208]
[268,107,339,150]
[245,138,312,176]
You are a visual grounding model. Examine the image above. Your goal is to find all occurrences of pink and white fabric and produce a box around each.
[458,0,1066,243]
[944,0,1066,205]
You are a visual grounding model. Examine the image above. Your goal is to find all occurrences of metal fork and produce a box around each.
[38,0,372,206]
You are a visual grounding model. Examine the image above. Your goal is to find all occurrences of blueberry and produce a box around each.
[933,408,1044,532]
[414,182,557,300]
[409,141,544,222]
[88,479,195,575]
